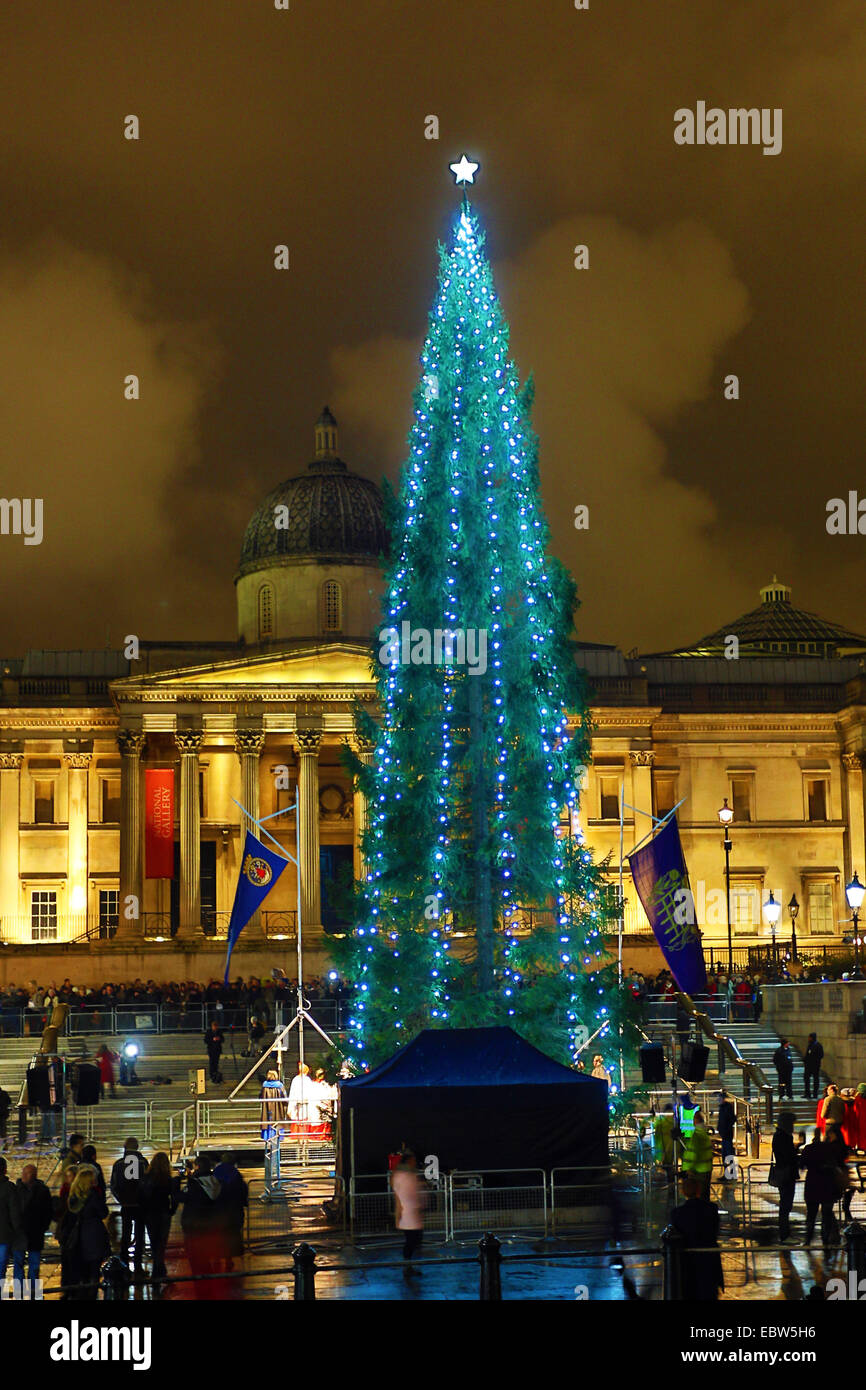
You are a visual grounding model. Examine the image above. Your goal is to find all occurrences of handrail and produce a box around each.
[677,990,775,1125]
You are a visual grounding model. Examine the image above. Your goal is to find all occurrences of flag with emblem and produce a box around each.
[223,830,288,984]
[626,814,707,995]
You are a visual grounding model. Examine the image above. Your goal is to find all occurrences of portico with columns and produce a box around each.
[107,643,377,967]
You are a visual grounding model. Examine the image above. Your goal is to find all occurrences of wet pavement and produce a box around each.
[2,1143,860,1301]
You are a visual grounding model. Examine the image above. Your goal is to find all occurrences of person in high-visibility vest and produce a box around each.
[682,1109,714,1197]
[653,1105,678,1184]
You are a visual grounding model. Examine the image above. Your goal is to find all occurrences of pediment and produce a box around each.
[112,642,376,692]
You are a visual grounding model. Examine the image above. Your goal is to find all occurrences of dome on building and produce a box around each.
[237,408,387,578]
[647,577,866,659]
[235,409,387,648]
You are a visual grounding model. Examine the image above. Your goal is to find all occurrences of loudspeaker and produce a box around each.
[639,1042,667,1083]
[678,1041,709,1083]
[74,1063,100,1106]
[26,1065,52,1107]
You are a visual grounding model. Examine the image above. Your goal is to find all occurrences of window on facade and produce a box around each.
[806,778,828,821]
[99,889,119,933]
[807,882,834,936]
[33,779,55,824]
[258,584,274,640]
[730,776,753,822]
[31,891,58,941]
[322,580,343,633]
[599,774,620,820]
[732,884,760,933]
[101,778,121,823]
[654,775,677,818]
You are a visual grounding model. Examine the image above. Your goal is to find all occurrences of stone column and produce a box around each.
[629,749,655,848]
[843,752,866,884]
[0,753,23,937]
[236,728,265,934]
[117,730,145,939]
[64,752,92,936]
[294,729,322,931]
[176,728,203,939]
[351,736,375,881]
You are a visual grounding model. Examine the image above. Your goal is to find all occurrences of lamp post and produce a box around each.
[763,889,781,969]
[788,893,799,962]
[719,798,734,980]
[846,871,865,979]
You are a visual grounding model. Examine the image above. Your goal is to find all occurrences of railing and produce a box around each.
[167,1104,195,1161]
[141,913,174,940]
[263,911,298,939]
[72,1098,154,1142]
[0,914,117,945]
[678,990,775,1123]
[0,1004,255,1037]
[642,995,731,1025]
[274,1000,347,1032]
[348,1165,649,1243]
[201,912,232,939]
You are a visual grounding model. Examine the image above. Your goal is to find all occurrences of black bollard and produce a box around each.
[99,1256,131,1301]
[292,1242,317,1300]
[661,1224,685,1301]
[845,1220,866,1285]
[479,1231,502,1301]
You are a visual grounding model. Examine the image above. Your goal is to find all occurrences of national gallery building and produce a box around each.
[2,409,866,983]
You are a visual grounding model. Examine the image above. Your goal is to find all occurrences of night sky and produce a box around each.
[1,1,864,656]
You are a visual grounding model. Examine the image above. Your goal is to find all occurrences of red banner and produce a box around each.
[145,769,175,878]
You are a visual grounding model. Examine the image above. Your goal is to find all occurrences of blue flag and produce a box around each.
[223,831,288,985]
[626,814,707,995]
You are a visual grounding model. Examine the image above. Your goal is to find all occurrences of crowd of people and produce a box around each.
[771,1095,865,1256]
[628,966,765,1019]
[0,1132,249,1299]
[0,974,350,1019]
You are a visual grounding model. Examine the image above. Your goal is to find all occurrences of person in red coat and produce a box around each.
[96,1044,117,1099]
[852,1084,866,1152]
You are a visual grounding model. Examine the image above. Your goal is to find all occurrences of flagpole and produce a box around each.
[296,781,304,1079]
[226,795,335,1107]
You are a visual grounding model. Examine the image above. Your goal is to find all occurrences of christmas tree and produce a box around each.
[335,159,621,1073]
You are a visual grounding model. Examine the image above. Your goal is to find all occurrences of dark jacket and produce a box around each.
[180,1173,222,1234]
[800,1139,837,1204]
[15,1177,53,1251]
[718,1100,736,1139]
[0,1175,24,1249]
[204,1029,224,1054]
[804,1040,824,1071]
[0,1087,11,1120]
[771,1127,799,1186]
[772,1045,793,1078]
[139,1173,180,1220]
[109,1150,147,1207]
[670,1197,724,1300]
[59,1190,110,1263]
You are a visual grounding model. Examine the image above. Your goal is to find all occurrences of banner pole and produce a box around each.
[618,782,625,1094]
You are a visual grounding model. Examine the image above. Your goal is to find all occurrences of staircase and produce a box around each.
[723,1022,830,1131]
[0,1029,332,1157]
[629,1013,831,1135]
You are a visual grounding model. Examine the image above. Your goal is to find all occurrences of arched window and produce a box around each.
[258,584,274,640]
[322,580,343,633]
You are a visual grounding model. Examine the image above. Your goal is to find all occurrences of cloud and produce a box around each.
[0,240,220,649]
[331,213,756,651]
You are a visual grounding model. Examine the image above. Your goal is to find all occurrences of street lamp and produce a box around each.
[763,889,782,966]
[788,893,799,962]
[846,871,865,978]
[719,798,734,979]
